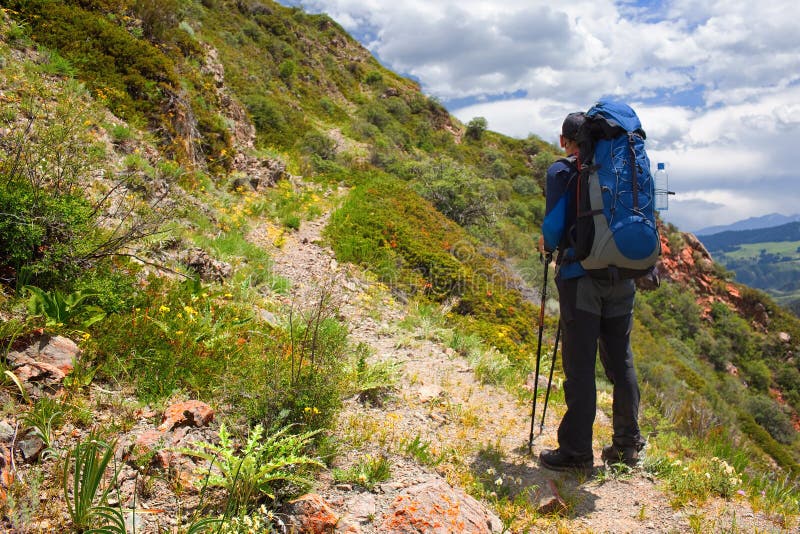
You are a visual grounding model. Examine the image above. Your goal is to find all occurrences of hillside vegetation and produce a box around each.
[0,1,798,531]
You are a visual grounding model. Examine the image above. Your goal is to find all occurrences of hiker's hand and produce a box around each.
[538,236,545,254]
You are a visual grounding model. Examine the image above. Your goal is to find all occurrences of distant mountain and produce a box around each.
[694,213,800,236]
[699,221,800,251]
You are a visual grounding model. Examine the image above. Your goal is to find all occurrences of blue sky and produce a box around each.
[279,0,800,232]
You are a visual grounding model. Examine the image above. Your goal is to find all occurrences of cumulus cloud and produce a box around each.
[283,0,800,231]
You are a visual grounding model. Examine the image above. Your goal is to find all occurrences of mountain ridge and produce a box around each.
[699,221,800,251]
[695,212,800,236]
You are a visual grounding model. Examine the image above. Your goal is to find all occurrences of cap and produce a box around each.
[561,112,586,140]
[657,162,665,170]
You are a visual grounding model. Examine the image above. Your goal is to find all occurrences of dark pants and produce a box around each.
[555,275,644,458]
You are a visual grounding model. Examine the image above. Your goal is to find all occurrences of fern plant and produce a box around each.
[182,423,323,508]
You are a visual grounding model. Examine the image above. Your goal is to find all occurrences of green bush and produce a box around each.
[412,158,497,227]
[737,409,799,475]
[364,71,383,85]
[364,101,391,130]
[279,59,296,81]
[302,130,336,160]
[133,0,184,42]
[466,117,487,140]
[748,395,796,445]
[246,94,287,134]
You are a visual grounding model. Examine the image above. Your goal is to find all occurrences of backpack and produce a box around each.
[572,100,661,280]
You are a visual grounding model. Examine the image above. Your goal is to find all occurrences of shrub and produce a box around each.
[512,175,541,196]
[246,95,287,133]
[364,102,391,130]
[0,85,164,290]
[466,117,487,140]
[413,158,497,227]
[132,0,185,42]
[302,130,336,160]
[279,59,296,81]
[364,70,383,85]
[748,395,796,445]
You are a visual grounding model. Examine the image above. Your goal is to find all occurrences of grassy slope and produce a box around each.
[0,0,798,528]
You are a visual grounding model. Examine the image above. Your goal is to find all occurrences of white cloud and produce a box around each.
[283,0,800,230]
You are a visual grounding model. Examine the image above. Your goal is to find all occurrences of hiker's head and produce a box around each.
[560,112,585,154]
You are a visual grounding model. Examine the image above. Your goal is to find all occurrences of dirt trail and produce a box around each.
[249,202,784,533]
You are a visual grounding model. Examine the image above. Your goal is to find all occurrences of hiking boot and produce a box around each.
[539,448,593,472]
[601,444,639,467]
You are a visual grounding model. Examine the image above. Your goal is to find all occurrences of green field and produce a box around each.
[717,240,800,261]
[711,241,800,315]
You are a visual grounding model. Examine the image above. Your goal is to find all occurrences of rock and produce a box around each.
[778,332,791,343]
[536,479,568,516]
[27,335,79,375]
[158,400,214,431]
[380,478,503,533]
[18,433,45,463]
[0,421,15,443]
[0,444,13,506]
[346,492,376,524]
[125,512,146,533]
[417,384,444,403]
[6,334,81,395]
[524,372,551,393]
[134,429,172,469]
[283,493,340,534]
[258,308,280,327]
[184,248,232,282]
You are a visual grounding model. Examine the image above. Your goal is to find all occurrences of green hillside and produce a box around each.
[699,223,800,314]
[0,1,797,530]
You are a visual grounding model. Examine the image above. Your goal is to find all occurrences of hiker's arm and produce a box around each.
[541,163,571,252]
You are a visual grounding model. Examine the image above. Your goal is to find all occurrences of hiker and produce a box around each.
[537,111,646,470]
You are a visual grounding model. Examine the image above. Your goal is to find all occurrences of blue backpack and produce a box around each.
[572,100,661,280]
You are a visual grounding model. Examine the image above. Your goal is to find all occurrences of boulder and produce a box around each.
[158,400,215,432]
[283,493,360,534]
[417,384,444,403]
[6,335,80,395]
[184,248,232,282]
[380,478,502,533]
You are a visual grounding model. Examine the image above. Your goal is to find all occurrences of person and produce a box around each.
[537,111,646,471]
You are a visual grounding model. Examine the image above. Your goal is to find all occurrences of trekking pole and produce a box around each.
[528,252,552,453]
[539,322,561,432]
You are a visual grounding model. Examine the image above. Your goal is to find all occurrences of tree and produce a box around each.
[466,117,488,141]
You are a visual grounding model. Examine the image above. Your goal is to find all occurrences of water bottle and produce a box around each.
[654,162,669,211]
